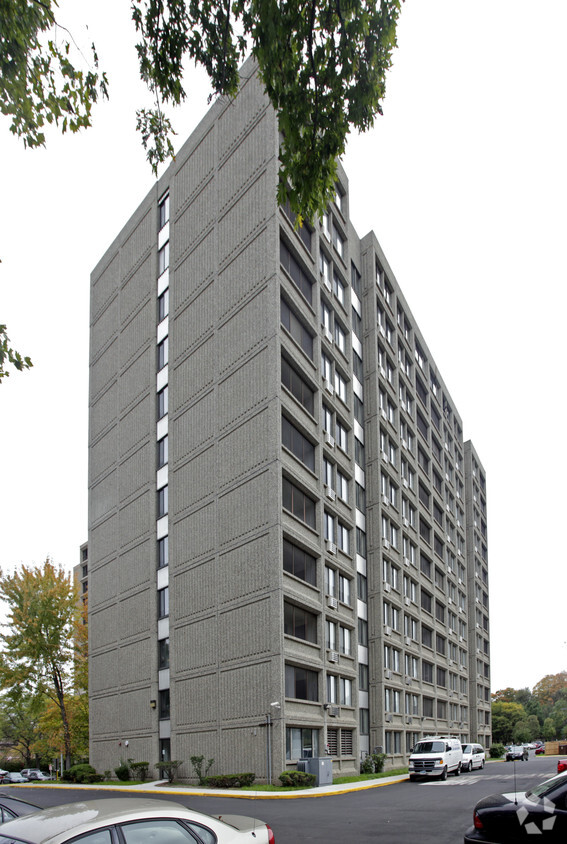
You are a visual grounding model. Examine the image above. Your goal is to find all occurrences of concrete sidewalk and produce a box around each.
[18,773,409,800]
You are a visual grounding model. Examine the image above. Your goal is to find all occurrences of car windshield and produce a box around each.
[414,741,445,753]
[462,744,472,753]
[526,771,567,801]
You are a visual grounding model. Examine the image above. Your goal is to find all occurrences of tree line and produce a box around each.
[491,674,567,745]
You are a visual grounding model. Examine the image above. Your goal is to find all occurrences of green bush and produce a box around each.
[114,763,130,781]
[204,773,256,788]
[63,764,98,783]
[130,762,150,782]
[489,744,506,759]
[155,760,182,783]
[190,755,214,785]
[278,770,316,788]
[360,752,386,774]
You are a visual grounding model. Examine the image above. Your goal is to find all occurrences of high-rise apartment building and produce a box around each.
[88,60,491,781]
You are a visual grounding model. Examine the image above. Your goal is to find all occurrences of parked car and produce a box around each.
[20,770,51,782]
[461,743,486,772]
[0,773,28,784]
[505,745,528,762]
[0,797,275,844]
[558,760,567,774]
[0,794,41,824]
[535,743,546,755]
[408,735,463,780]
[464,770,567,841]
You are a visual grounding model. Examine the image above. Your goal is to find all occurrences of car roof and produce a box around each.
[0,798,240,843]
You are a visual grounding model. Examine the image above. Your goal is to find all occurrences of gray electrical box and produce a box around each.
[299,756,333,786]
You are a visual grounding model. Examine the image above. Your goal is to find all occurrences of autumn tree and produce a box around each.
[491,701,527,745]
[0,687,48,766]
[0,559,79,768]
[532,672,567,709]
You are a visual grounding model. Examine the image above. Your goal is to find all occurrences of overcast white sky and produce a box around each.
[1,1,565,694]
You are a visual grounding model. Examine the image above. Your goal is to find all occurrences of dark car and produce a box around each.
[506,745,528,762]
[0,774,28,784]
[464,770,567,842]
[0,794,41,824]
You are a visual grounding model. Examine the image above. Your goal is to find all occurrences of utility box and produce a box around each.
[299,756,333,786]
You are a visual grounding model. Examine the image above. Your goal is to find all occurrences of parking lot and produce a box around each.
[5,756,560,844]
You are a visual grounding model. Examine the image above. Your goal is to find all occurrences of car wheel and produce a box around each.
[480,760,485,769]
[454,763,461,776]
[409,775,417,782]
[440,767,447,781]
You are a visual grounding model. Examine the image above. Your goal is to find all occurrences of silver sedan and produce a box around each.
[0,797,276,844]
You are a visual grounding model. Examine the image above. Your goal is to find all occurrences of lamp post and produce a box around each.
[266,702,280,785]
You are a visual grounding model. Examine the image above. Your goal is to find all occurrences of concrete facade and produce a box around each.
[88,61,491,782]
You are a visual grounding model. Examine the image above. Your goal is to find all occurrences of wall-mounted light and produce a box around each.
[150,700,157,709]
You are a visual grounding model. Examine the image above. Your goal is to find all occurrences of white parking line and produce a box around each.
[423,772,551,786]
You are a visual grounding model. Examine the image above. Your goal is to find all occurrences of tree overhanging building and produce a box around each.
[88,60,491,780]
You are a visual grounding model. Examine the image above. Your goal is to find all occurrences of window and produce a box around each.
[334,370,347,403]
[385,688,401,713]
[280,239,313,304]
[356,527,367,558]
[336,419,348,453]
[282,415,315,471]
[157,386,168,420]
[326,620,337,649]
[333,271,346,305]
[285,664,318,701]
[284,602,317,643]
[281,297,313,358]
[340,625,352,655]
[334,320,346,354]
[360,708,369,735]
[384,644,400,672]
[337,522,349,554]
[422,625,432,648]
[281,356,314,415]
[157,536,168,568]
[157,435,168,468]
[357,572,368,602]
[158,242,169,276]
[158,586,169,618]
[358,618,368,647]
[286,727,319,760]
[158,485,168,518]
[436,633,446,655]
[436,666,447,687]
[336,470,348,502]
[158,637,169,669]
[158,689,170,719]
[321,352,332,383]
[332,224,345,258]
[158,288,169,322]
[359,663,369,690]
[325,565,336,597]
[340,677,352,706]
[324,511,334,543]
[283,539,316,585]
[339,574,351,605]
[159,193,170,229]
[282,477,316,528]
[422,660,433,683]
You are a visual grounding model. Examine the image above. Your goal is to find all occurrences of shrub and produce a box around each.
[155,760,182,783]
[278,770,316,788]
[489,744,506,759]
[130,762,150,782]
[204,773,256,788]
[360,752,386,774]
[114,763,130,781]
[190,755,214,785]
[63,764,98,784]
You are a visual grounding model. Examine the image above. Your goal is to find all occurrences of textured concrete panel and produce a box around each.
[121,254,153,325]
[118,541,152,593]
[118,347,153,414]
[90,514,118,565]
[91,298,119,360]
[217,289,269,377]
[92,253,119,321]
[217,471,270,547]
[219,661,271,720]
[90,693,120,735]
[90,383,118,442]
[218,409,270,489]
[91,470,118,523]
[218,534,273,604]
[174,279,216,359]
[91,648,119,691]
[176,673,218,726]
[117,639,153,687]
[118,490,152,549]
[173,229,216,312]
[119,441,152,502]
[175,502,217,563]
[173,337,215,408]
[175,392,216,463]
[119,300,154,370]
[218,171,269,265]
[119,588,152,640]
[120,208,153,281]
[174,614,218,672]
[217,349,269,432]
[175,178,216,266]
[174,447,215,513]
[174,126,215,216]
[173,558,216,621]
[89,425,117,484]
[90,604,118,650]
[218,113,269,218]
[219,598,272,663]
[218,75,267,164]
[118,395,153,460]
[218,231,271,321]
[91,339,118,399]
[119,688,153,732]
